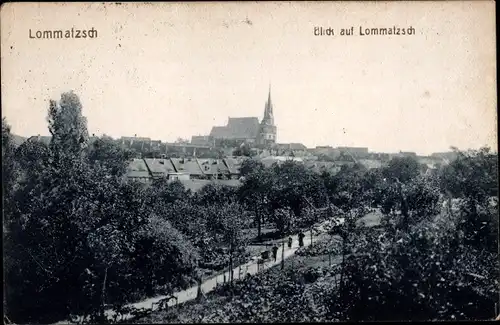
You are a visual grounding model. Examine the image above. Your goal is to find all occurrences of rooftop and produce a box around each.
[210,117,260,140]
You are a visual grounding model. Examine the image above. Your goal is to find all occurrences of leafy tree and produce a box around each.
[240,158,265,177]
[47,91,89,161]
[2,118,20,226]
[382,156,424,184]
[4,92,203,323]
[323,163,368,212]
[133,215,199,297]
[269,161,328,222]
[329,209,498,321]
[380,175,441,231]
[205,202,251,281]
[233,143,255,157]
[438,147,498,252]
[15,138,51,175]
[239,165,273,240]
[193,183,238,207]
[86,135,135,175]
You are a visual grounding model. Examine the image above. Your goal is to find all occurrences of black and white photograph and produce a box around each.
[1,1,498,323]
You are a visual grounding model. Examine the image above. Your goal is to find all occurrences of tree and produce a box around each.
[86,136,134,176]
[47,91,89,161]
[438,147,498,252]
[380,175,441,231]
[269,161,328,221]
[2,118,20,226]
[239,159,265,177]
[382,156,424,184]
[329,208,498,321]
[175,138,190,144]
[239,165,273,240]
[194,183,238,207]
[204,202,251,284]
[233,143,255,157]
[134,215,199,297]
[324,163,368,212]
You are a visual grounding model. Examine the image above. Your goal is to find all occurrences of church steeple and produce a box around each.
[264,83,273,121]
[258,83,277,147]
[267,84,273,116]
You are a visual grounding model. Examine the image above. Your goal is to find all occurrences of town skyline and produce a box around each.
[2,2,496,156]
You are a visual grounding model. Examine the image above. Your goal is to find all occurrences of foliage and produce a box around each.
[3,93,201,324]
[193,183,238,206]
[232,142,255,157]
[139,265,337,323]
[328,212,498,321]
[296,236,342,257]
[86,136,135,176]
[382,156,425,184]
[438,147,498,252]
[322,163,368,211]
[268,161,329,221]
[239,158,265,177]
[2,118,20,226]
[47,91,89,161]
[133,215,200,297]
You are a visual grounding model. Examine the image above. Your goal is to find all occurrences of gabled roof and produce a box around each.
[126,158,151,178]
[210,117,260,140]
[197,158,229,175]
[209,126,228,138]
[170,157,204,175]
[223,157,243,174]
[143,158,176,175]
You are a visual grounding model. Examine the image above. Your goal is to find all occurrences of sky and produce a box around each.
[1,1,497,155]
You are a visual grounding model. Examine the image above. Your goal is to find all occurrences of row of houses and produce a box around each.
[126,157,248,183]
[126,155,388,185]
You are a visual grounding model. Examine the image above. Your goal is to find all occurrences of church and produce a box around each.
[192,86,278,147]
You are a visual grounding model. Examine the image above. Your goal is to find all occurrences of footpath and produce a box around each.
[57,216,346,324]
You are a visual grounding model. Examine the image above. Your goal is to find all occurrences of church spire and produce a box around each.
[267,83,273,116]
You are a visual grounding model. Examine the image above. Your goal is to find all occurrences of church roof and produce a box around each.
[210,117,260,140]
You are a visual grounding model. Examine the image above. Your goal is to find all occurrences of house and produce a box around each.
[143,158,176,179]
[223,157,245,179]
[170,157,204,179]
[197,158,231,180]
[168,172,190,181]
[126,158,152,183]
